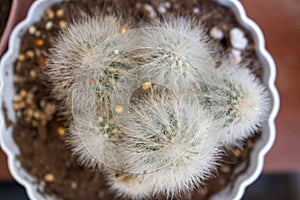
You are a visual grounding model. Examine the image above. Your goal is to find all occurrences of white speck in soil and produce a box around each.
[144,4,157,18]
[230,48,242,64]
[164,2,171,9]
[193,7,200,14]
[210,27,224,40]
[230,27,248,50]
[158,4,167,14]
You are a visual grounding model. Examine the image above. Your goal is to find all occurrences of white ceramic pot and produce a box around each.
[0,0,280,199]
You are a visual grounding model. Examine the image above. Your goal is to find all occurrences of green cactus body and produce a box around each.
[149,50,190,77]
[198,78,242,127]
[96,112,123,143]
[96,52,133,95]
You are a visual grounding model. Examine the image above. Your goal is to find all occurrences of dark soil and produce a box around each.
[8,0,262,199]
[0,0,12,39]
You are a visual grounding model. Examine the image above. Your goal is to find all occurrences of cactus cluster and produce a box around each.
[46,14,270,199]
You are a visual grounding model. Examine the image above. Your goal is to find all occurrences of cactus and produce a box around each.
[46,14,270,199]
[105,83,221,198]
[195,63,270,144]
[46,14,137,111]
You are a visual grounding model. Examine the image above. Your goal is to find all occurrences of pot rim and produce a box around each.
[0,0,280,199]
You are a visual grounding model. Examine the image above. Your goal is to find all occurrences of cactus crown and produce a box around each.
[46,14,270,199]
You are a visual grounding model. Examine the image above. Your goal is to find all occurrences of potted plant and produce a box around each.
[0,0,279,199]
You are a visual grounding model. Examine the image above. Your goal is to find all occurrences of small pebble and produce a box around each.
[34,38,44,47]
[37,56,45,65]
[57,127,65,136]
[13,103,19,110]
[59,20,67,29]
[164,2,171,9]
[144,4,157,18]
[198,187,207,196]
[193,7,200,14]
[233,147,242,157]
[28,26,36,34]
[230,49,242,64]
[115,105,124,114]
[44,103,56,116]
[25,93,34,105]
[71,182,77,189]
[13,102,25,110]
[26,109,33,117]
[45,8,54,19]
[220,164,231,173]
[247,139,253,148]
[13,75,20,82]
[17,54,25,61]
[210,27,224,40]
[26,50,35,58]
[40,100,46,108]
[157,4,167,14]
[16,111,22,118]
[230,28,248,50]
[13,103,20,110]
[35,31,41,37]
[45,21,53,30]
[33,110,40,119]
[56,9,64,17]
[19,89,27,98]
[13,95,21,102]
[44,173,55,182]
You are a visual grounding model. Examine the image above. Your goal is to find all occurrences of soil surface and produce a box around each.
[8,0,262,199]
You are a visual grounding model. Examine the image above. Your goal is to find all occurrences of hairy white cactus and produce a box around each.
[46,14,270,199]
[46,14,137,111]
[195,63,270,144]
[136,17,215,91]
[105,83,221,198]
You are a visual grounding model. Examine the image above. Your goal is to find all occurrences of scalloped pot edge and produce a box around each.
[0,0,279,200]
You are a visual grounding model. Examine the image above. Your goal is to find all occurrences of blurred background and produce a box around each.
[1,0,300,199]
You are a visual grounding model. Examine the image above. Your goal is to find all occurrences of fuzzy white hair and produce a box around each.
[135,17,216,92]
[46,14,138,111]
[46,14,139,170]
[106,85,221,198]
[46,13,271,200]
[195,63,270,145]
